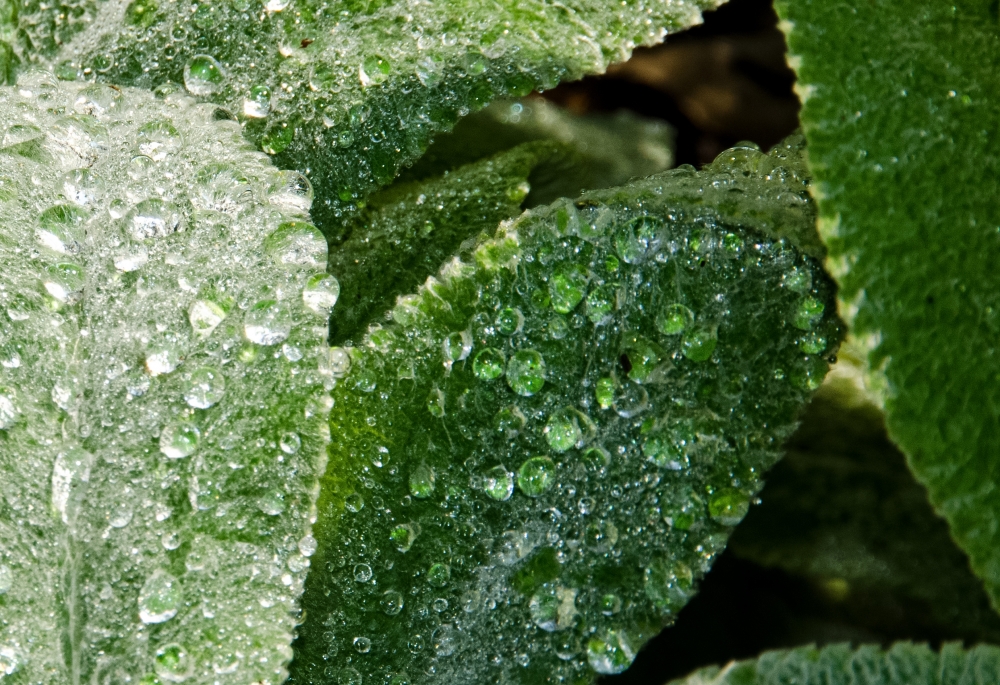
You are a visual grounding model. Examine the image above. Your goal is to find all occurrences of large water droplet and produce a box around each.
[154,643,192,682]
[257,489,286,515]
[0,393,18,430]
[656,303,694,335]
[43,263,85,304]
[243,85,272,118]
[61,169,103,206]
[264,220,327,269]
[495,307,523,335]
[0,565,11,595]
[391,523,417,552]
[529,584,577,631]
[381,589,404,615]
[708,488,750,526]
[37,204,87,255]
[360,55,391,86]
[427,563,450,588]
[517,456,555,497]
[472,348,504,380]
[137,120,182,161]
[302,273,340,314]
[51,448,92,524]
[506,349,545,396]
[354,563,373,583]
[184,55,226,96]
[188,299,226,338]
[159,422,200,459]
[549,263,589,314]
[145,340,182,376]
[268,170,313,215]
[409,464,435,498]
[244,300,291,346]
[681,325,718,362]
[124,199,182,240]
[586,630,635,675]
[138,569,182,624]
[482,465,514,501]
[544,407,595,452]
[183,366,225,408]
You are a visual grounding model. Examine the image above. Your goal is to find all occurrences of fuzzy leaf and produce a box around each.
[0,72,330,685]
[669,642,1000,685]
[291,139,842,685]
[399,98,675,207]
[776,0,1000,608]
[53,0,719,227]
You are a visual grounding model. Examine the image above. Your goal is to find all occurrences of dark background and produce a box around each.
[536,1,1000,683]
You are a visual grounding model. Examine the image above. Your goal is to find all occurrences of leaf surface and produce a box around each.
[0,72,330,685]
[669,642,1000,685]
[55,0,719,226]
[776,0,1000,607]
[293,139,842,685]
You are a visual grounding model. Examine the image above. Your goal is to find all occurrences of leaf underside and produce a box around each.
[777,0,1000,608]
[669,642,1000,685]
[49,0,720,227]
[0,75,330,685]
[291,138,843,685]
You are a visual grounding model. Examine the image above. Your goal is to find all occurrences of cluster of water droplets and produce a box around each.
[0,72,331,685]
[49,0,716,226]
[292,141,841,685]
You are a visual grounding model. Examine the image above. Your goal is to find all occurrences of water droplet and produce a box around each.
[495,307,524,335]
[138,569,181,624]
[612,383,649,418]
[265,220,327,270]
[656,304,695,335]
[159,422,200,459]
[580,446,610,474]
[299,535,318,557]
[390,523,417,552]
[162,531,181,550]
[155,643,192,683]
[268,169,313,214]
[257,490,286,515]
[145,340,182,376]
[301,273,340,314]
[124,199,181,240]
[585,520,618,552]
[137,120,182,162]
[212,653,241,675]
[517,456,555,497]
[61,169,103,206]
[493,405,526,436]
[441,330,472,366]
[798,331,828,354]
[600,593,622,615]
[549,263,589,314]
[544,407,595,452]
[188,299,226,338]
[279,431,301,454]
[586,284,617,324]
[379,589,405,616]
[261,122,294,155]
[709,488,750,526]
[615,216,661,264]
[794,296,825,330]
[426,388,445,417]
[345,492,364,513]
[353,636,371,654]
[360,54,391,86]
[244,300,291,345]
[43,262,85,304]
[0,565,11,595]
[337,668,363,685]
[243,84,272,118]
[409,464,435,498]
[506,349,546,396]
[783,266,812,293]
[529,584,577,631]
[681,326,718,362]
[37,204,87,255]
[644,558,693,612]
[586,630,635,675]
[74,84,121,115]
[472,348,505,380]
[184,55,226,96]
[183,366,225,408]
[354,563,373,583]
[0,344,18,369]
[107,501,133,528]
[0,645,21,676]
[482,465,514,501]
[427,563,450,588]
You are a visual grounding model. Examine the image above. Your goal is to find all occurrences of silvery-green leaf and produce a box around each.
[0,72,330,685]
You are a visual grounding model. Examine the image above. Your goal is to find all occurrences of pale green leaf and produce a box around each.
[669,642,1000,685]
[0,72,330,685]
[776,0,1000,608]
[291,138,843,685]
[52,0,719,226]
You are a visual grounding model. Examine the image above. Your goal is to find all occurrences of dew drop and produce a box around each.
[107,501,133,528]
[244,300,291,346]
[708,488,751,526]
[360,54,391,86]
[390,523,417,552]
[506,349,546,396]
[549,263,589,314]
[145,340,182,376]
[188,299,227,338]
[43,263,85,304]
[427,563,450,588]
[482,465,514,501]
[183,55,226,96]
[37,204,87,255]
[409,463,435,499]
[61,169,103,206]
[264,220,327,270]
[681,326,718,362]
[544,407,594,452]
[345,492,364,513]
[279,431,301,454]
[353,637,371,654]
[137,120,182,161]
[517,456,555,497]
[268,170,313,214]
[586,630,635,675]
[495,307,524,335]
[472,348,504,380]
[353,563,372,583]
[0,565,11,595]
[154,643,192,683]
[298,535,318,557]
[159,422,200,459]
[243,85,272,118]
[124,199,182,240]
[302,273,340,314]
[182,366,225,408]
[257,490,286,516]
[138,569,181,624]
[656,303,695,335]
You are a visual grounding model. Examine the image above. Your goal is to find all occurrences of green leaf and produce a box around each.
[292,139,843,685]
[328,141,565,344]
[729,344,1000,643]
[668,642,1000,685]
[0,73,330,684]
[398,98,675,207]
[775,0,1000,608]
[54,0,720,226]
